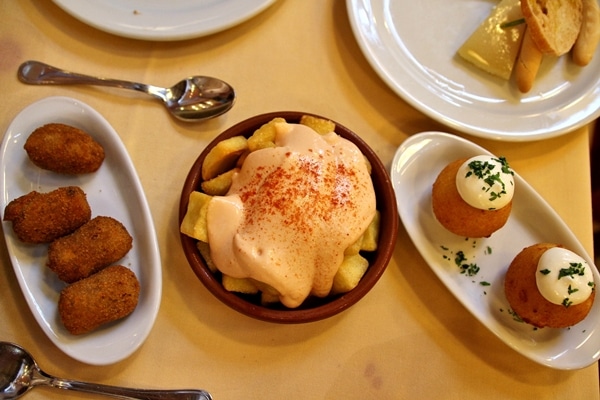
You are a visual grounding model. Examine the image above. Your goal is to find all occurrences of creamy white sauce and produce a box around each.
[536,247,595,307]
[207,122,376,308]
[455,155,514,210]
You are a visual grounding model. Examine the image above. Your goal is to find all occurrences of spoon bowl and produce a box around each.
[18,61,235,122]
[0,342,212,400]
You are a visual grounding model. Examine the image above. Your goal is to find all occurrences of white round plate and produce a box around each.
[0,97,162,365]
[347,0,600,141]
[53,0,276,41]
[391,131,600,369]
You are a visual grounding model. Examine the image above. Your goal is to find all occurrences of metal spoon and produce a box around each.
[18,60,235,122]
[0,342,212,400]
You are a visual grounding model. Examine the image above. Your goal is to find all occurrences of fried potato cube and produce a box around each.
[222,274,259,294]
[360,211,380,252]
[344,235,363,256]
[201,168,237,196]
[236,149,251,168]
[180,191,212,242]
[331,253,369,295]
[261,290,280,305]
[299,115,336,134]
[196,241,218,273]
[251,279,280,305]
[247,118,285,152]
[201,136,248,180]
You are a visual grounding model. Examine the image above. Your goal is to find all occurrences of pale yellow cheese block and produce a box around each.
[458,0,527,80]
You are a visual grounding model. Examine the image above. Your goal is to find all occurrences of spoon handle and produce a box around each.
[35,367,212,400]
[44,377,212,400]
[18,60,151,93]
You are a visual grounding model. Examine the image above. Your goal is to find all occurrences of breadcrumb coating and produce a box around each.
[59,265,140,335]
[24,123,105,174]
[3,186,91,243]
[47,216,133,283]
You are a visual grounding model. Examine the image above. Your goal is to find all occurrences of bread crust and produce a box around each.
[521,0,583,56]
[432,158,512,238]
[504,243,595,328]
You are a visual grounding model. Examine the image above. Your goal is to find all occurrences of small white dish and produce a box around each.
[0,97,162,365]
[390,131,600,369]
[347,0,600,141]
[53,0,276,41]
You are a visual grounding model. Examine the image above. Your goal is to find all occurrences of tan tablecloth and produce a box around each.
[0,1,598,399]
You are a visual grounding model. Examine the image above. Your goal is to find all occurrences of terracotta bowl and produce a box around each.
[179,111,398,323]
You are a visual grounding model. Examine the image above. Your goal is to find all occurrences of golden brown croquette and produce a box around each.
[58,265,140,335]
[3,186,91,244]
[24,123,105,174]
[47,216,133,283]
[505,243,595,328]
[432,158,512,238]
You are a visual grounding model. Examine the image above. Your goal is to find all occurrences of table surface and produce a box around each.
[0,1,598,399]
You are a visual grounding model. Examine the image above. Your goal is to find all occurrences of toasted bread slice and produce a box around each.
[521,0,583,56]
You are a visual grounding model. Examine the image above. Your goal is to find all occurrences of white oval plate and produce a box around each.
[390,131,600,369]
[347,0,600,141]
[52,0,276,41]
[0,97,162,365]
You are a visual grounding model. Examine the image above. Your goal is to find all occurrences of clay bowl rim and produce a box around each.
[179,111,398,323]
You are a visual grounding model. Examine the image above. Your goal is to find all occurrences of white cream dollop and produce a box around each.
[206,122,376,308]
[535,247,595,307]
[455,155,514,210]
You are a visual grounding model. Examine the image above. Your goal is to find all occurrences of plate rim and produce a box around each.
[52,0,277,41]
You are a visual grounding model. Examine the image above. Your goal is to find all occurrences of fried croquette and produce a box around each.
[47,216,133,283]
[432,158,512,238]
[24,123,105,174]
[58,265,140,335]
[3,186,91,244]
[505,243,595,328]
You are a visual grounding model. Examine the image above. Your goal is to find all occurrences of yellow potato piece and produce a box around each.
[201,168,237,196]
[222,274,259,294]
[344,235,364,256]
[261,290,280,305]
[180,191,212,242]
[249,279,280,305]
[202,136,248,180]
[196,241,218,273]
[247,118,284,152]
[360,211,380,252]
[331,253,369,295]
[299,115,336,134]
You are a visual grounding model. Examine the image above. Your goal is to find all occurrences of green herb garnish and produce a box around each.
[500,18,525,29]
[558,263,586,279]
[465,157,513,204]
